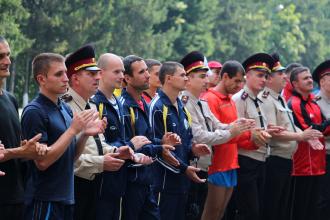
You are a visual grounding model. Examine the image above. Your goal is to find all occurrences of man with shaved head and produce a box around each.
[93,53,152,220]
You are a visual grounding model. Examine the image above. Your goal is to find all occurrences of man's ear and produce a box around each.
[124,74,131,84]
[319,78,325,88]
[165,74,171,84]
[222,72,229,80]
[36,73,45,85]
[70,73,78,84]
[291,80,297,88]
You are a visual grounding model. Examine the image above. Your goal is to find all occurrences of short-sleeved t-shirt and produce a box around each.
[21,93,76,204]
[0,90,25,204]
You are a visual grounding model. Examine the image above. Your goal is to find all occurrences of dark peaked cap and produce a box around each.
[313,59,330,84]
[270,52,286,72]
[65,44,100,78]
[180,51,209,74]
[242,53,275,73]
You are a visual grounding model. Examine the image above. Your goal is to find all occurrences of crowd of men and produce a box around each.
[0,35,329,220]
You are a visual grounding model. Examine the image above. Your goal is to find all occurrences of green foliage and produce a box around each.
[0,0,32,56]
[3,0,330,105]
[266,3,305,65]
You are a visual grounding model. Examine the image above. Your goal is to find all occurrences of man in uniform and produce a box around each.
[21,52,105,220]
[180,52,255,220]
[260,53,322,220]
[149,61,211,220]
[63,45,134,220]
[288,66,330,220]
[313,60,330,220]
[232,53,280,220]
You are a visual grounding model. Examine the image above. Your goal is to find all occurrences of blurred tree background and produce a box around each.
[1,0,330,106]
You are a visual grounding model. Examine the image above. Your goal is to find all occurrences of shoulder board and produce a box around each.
[61,94,73,102]
[314,96,322,101]
[181,95,189,104]
[241,91,248,100]
[262,91,270,98]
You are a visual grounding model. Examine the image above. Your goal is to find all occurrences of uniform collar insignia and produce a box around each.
[181,95,189,104]
[241,91,248,100]
[262,91,270,98]
[61,93,73,102]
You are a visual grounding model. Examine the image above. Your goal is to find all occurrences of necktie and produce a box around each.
[197,101,211,132]
[278,96,297,132]
[253,98,265,129]
[85,103,103,155]
[253,98,270,155]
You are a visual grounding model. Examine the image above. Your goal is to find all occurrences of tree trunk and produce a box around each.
[9,58,16,93]
[22,57,30,108]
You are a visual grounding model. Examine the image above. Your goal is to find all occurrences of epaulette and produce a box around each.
[61,94,73,102]
[314,96,322,101]
[241,91,248,100]
[181,95,189,104]
[262,91,270,98]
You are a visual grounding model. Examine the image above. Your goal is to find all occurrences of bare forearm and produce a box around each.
[35,127,77,170]
[2,147,24,162]
[271,131,301,142]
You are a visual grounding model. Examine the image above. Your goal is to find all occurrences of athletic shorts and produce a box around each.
[208,169,237,187]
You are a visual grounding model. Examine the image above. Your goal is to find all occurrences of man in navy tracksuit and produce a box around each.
[120,55,180,220]
[92,53,152,220]
[149,61,210,220]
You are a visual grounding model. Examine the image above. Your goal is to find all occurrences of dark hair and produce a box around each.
[145,59,161,69]
[290,66,310,84]
[220,60,245,78]
[32,53,64,84]
[159,61,183,85]
[123,55,143,76]
[285,63,302,75]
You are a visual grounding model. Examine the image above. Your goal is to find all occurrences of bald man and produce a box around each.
[93,53,152,220]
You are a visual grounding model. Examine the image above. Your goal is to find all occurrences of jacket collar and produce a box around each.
[158,89,184,109]
[181,90,198,103]
[244,85,262,102]
[67,87,88,110]
[292,90,313,102]
[317,90,330,104]
[121,88,147,108]
[94,89,119,104]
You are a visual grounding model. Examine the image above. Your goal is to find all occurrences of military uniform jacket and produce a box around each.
[232,85,268,162]
[181,90,231,171]
[315,91,330,153]
[64,88,115,180]
[258,87,298,159]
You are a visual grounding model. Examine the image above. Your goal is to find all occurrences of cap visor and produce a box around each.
[85,66,101,71]
[273,66,286,72]
[197,66,210,71]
